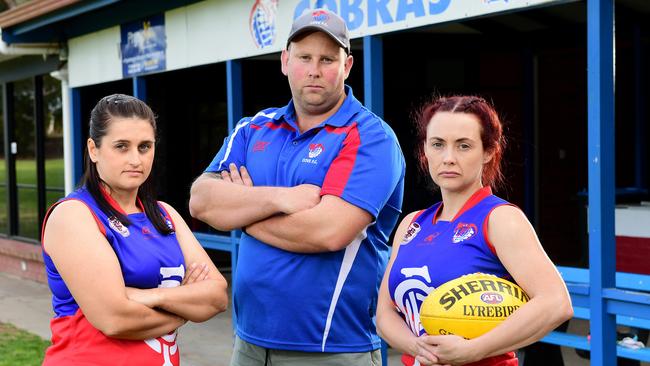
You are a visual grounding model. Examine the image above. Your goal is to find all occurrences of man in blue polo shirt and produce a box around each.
[190,8,405,366]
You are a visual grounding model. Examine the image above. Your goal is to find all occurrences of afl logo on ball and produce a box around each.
[249,0,278,49]
[480,292,504,304]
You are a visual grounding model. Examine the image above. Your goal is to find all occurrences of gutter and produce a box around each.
[0,29,60,56]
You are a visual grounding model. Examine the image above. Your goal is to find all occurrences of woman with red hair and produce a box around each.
[377,96,572,365]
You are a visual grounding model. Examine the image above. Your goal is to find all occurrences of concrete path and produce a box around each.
[0,272,234,366]
[0,272,405,366]
[1,272,592,366]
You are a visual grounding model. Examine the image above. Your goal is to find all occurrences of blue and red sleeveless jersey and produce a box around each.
[205,85,405,352]
[388,187,518,366]
[42,187,186,366]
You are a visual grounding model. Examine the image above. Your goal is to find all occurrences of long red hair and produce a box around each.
[413,95,506,190]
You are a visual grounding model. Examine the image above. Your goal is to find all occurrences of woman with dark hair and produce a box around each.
[41,94,228,365]
[376,96,572,366]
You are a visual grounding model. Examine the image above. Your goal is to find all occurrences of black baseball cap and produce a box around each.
[287,9,350,54]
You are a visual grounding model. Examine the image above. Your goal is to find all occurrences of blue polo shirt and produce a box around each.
[205,86,405,352]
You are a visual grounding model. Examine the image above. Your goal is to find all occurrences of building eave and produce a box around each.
[0,0,80,29]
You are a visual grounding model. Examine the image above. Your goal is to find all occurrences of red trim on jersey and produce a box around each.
[99,185,145,214]
[432,186,492,224]
[432,203,443,225]
[265,121,295,131]
[250,124,262,130]
[482,203,518,256]
[411,209,426,224]
[320,123,360,197]
[401,352,516,366]
[41,199,106,254]
[157,202,176,231]
[452,186,492,221]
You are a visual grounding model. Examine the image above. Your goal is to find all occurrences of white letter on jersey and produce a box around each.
[393,266,434,336]
[143,265,184,365]
[159,264,185,288]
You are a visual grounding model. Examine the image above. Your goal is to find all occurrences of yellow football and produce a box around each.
[420,273,529,339]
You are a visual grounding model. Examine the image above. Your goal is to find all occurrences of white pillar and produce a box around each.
[50,67,73,195]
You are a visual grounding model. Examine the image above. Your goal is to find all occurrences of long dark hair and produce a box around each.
[414,95,506,191]
[81,94,172,235]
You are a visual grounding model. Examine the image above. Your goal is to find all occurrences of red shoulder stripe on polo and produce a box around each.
[265,121,295,131]
[321,122,360,196]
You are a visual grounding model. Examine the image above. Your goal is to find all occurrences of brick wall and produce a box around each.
[0,237,46,283]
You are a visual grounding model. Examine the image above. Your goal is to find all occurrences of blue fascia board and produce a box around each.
[10,0,121,36]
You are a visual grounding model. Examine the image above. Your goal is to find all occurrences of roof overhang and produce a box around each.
[0,0,203,44]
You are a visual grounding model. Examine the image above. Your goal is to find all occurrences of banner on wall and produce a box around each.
[68,0,569,87]
[243,0,568,57]
[120,15,167,77]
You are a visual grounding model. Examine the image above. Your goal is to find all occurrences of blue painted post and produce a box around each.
[70,87,83,186]
[633,25,646,190]
[132,76,147,102]
[227,60,243,131]
[363,35,384,118]
[522,48,537,223]
[587,0,616,365]
[363,34,389,365]
[226,59,243,326]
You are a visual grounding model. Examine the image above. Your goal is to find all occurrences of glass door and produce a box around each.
[0,84,6,235]
[43,74,64,215]
[14,78,38,239]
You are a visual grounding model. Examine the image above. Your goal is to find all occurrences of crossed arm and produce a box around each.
[44,200,228,340]
[124,202,228,323]
[189,163,373,253]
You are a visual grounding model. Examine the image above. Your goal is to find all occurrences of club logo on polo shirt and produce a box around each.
[108,216,130,237]
[302,143,324,164]
[452,222,477,243]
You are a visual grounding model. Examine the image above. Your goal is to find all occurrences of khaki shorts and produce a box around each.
[230,336,382,366]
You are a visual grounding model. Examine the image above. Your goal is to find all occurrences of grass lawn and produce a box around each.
[0,323,49,366]
[0,158,65,238]
[0,158,64,186]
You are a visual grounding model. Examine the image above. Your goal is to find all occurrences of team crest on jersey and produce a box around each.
[401,222,421,244]
[249,0,278,49]
[108,216,130,237]
[452,222,477,243]
[308,143,324,158]
[302,143,324,164]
